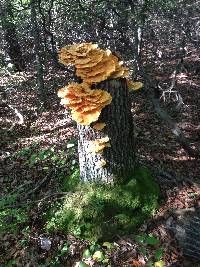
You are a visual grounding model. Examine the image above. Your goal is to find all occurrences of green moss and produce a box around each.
[62,168,80,191]
[0,207,29,235]
[45,166,159,241]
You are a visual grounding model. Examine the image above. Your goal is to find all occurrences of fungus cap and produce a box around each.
[76,53,118,84]
[58,43,98,66]
[127,80,143,91]
[93,122,106,131]
[89,136,111,153]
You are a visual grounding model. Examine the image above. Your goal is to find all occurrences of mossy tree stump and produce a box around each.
[78,78,136,184]
[54,44,159,241]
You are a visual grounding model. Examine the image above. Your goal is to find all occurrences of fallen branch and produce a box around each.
[1,101,24,130]
[140,69,199,159]
[7,104,24,125]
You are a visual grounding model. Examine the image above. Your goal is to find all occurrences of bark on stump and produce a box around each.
[78,78,136,184]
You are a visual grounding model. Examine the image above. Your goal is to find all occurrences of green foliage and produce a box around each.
[62,168,80,191]
[80,241,112,266]
[134,233,164,266]
[13,141,77,170]
[40,242,70,267]
[78,262,90,267]
[0,207,29,235]
[0,192,18,209]
[1,259,17,267]
[44,166,159,241]
[0,174,30,236]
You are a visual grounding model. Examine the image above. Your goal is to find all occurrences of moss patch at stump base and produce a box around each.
[45,166,159,241]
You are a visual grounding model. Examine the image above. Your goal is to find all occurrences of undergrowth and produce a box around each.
[44,166,160,241]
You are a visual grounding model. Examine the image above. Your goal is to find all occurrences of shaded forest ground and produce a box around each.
[0,50,200,266]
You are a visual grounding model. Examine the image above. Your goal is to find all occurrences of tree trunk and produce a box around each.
[38,0,61,68]
[0,0,25,71]
[78,79,136,184]
[30,0,46,105]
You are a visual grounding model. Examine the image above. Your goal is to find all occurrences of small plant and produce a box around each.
[15,147,31,158]
[20,226,30,247]
[12,139,77,170]
[79,241,113,266]
[134,233,164,267]
[41,242,69,267]
[0,207,29,235]
[0,259,17,267]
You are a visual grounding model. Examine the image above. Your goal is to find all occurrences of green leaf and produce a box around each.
[89,243,101,252]
[154,260,165,267]
[93,250,104,262]
[29,154,37,164]
[146,235,159,245]
[78,261,90,267]
[43,166,49,170]
[135,234,146,244]
[139,247,148,255]
[147,259,154,267]
[67,143,75,148]
[61,244,69,253]
[38,151,48,160]
[82,249,91,259]
[51,155,58,161]
[102,258,109,264]
[155,248,164,261]
[102,241,113,250]
[60,159,66,165]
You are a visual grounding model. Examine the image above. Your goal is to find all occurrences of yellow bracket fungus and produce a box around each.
[58,42,142,126]
[92,122,106,131]
[58,82,112,125]
[126,80,143,91]
[89,137,111,154]
[95,159,107,168]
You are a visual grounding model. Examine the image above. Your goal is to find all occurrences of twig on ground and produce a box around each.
[9,180,33,195]
[21,164,69,200]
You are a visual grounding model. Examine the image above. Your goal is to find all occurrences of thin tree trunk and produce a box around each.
[30,0,46,105]
[133,25,143,78]
[0,1,25,71]
[38,0,60,68]
[78,79,136,184]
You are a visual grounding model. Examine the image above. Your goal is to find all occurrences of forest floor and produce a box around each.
[0,53,200,267]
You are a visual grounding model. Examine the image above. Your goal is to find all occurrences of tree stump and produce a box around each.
[78,78,136,184]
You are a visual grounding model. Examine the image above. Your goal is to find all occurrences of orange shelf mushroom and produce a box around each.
[58,42,143,128]
[95,159,107,168]
[126,80,143,91]
[76,52,118,84]
[89,136,111,154]
[58,82,112,126]
[58,43,98,65]
[59,43,130,84]
[92,122,106,131]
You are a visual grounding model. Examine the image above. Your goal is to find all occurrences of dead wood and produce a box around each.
[140,68,199,159]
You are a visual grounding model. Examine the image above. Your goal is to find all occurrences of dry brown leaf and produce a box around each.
[131,259,144,267]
